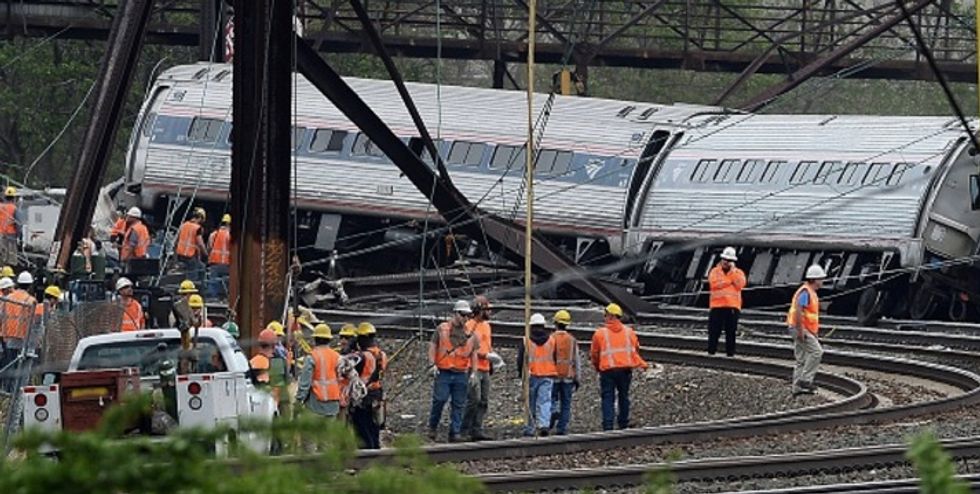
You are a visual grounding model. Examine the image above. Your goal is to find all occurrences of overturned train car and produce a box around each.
[121,63,980,322]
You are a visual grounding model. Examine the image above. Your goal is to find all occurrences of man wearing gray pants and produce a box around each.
[787,264,827,395]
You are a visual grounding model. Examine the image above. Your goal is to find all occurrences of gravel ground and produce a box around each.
[377,337,827,443]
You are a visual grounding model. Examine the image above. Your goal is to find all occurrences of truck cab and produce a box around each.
[22,329,275,453]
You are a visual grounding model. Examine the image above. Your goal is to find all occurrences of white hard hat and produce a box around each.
[805,265,827,280]
[529,313,546,326]
[126,207,142,219]
[453,299,472,314]
[116,277,134,291]
[16,271,33,285]
[0,277,14,290]
[720,246,738,261]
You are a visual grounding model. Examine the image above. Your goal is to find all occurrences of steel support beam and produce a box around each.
[295,36,651,316]
[230,0,293,347]
[741,0,933,112]
[52,0,153,273]
[198,0,222,62]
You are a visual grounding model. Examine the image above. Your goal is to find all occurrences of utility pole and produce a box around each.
[229,0,293,347]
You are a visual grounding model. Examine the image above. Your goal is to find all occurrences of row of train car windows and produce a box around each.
[187,118,574,174]
[690,159,912,187]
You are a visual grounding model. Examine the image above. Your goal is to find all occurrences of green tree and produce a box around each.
[907,431,970,494]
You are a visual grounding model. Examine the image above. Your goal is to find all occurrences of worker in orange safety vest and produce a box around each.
[0,187,18,241]
[350,322,385,449]
[707,246,747,357]
[120,207,150,264]
[426,300,478,443]
[787,265,827,396]
[116,277,145,332]
[549,309,580,435]
[296,323,342,422]
[516,313,557,437]
[461,295,493,441]
[174,208,208,282]
[590,303,648,431]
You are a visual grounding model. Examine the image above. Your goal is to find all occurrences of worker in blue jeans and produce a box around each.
[549,310,580,435]
[590,303,648,431]
[517,313,557,437]
[427,300,480,442]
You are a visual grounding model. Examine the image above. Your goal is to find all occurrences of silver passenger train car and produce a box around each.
[122,63,980,322]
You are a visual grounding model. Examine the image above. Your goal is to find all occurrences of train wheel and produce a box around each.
[908,284,938,321]
[856,287,884,327]
[948,297,969,322]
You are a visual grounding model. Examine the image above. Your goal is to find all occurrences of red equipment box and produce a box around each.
[58,368,141,432]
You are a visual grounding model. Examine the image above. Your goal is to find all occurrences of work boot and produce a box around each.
[426,428,437,441]
[549,411,559,429]
[801,381,817,391]
[448,434,466,443]
[470,430,492,441]
[537,428,549,437]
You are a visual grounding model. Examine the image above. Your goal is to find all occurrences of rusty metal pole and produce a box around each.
[230,0,293,348]
[52,0,153,273]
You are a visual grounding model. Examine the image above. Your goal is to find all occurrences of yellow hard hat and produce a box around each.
[605,303,624,318]
[177,280,198,294]
[266,320,285,336]
[4,186,15,197]
[338,323,357,337]
[553,309,572,325]
[44,285,62,299]
[356,321,377,336]
[0,266,14,278]
[221,213,231,224]
[312,323,333,339]
[188,294,204,309]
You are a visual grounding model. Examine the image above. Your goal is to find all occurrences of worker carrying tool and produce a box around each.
[426,300,478,443]
[350,321,386,449]
[517,313,557,437]
[120,207,150,264]
[590,303,648,431]
[788,265,827,396]
[174,207,208,282]
[549,309,580,435]
[707,246,747,357]
[116,277,145,332]
[296,323,343,426]
[336,323,357,354]
[462,295,493,441]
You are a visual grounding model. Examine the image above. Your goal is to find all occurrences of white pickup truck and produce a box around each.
[21,328,276,453]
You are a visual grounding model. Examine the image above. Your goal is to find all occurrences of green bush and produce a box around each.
[907,431,969,494]
[0,397,485,494]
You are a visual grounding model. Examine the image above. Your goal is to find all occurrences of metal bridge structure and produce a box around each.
[3,1,978,102]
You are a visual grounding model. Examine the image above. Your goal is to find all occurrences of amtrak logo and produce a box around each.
[585,159,604,179]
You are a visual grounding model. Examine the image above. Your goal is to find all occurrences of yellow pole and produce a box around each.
[523,0,536,434]
[976,0,980,117]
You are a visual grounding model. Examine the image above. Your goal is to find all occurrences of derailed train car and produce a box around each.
[120,63,980,322]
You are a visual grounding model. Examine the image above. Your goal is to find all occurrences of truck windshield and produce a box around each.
[77,337,226,376]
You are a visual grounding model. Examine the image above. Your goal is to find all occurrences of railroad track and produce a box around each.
[476,436,980,492]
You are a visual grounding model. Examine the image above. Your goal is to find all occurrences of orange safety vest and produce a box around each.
[0,202,16,236]
[363,346,387,391]
[120,298,145,332]
[121,222,150,261]
[208,227,231,265]
[466,319,492,372]
[110,218,126,238]
[2,290,35,339]
[310,345,342,401]
[553,330,577,379]
[708,264,746,310]
[786,284,820,335]
[175,221,202,258]
[592,323,645,372]
[527,337,558,377]
[433,322,475,372]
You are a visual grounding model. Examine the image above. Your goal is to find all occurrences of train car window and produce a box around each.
[536,150,559,174]
[714,159,740,182]
[551,151,573,175]
[691,159,717,182]
[887,163,911,186]
[838,162,866,186]
[310,129,348,153]
[448,141,485,166]
[863,162,889,186]
[760,160,785,183]
[490,145,526,169]
[351,133,386,158]
[789,161,818,184]
[291,127,307,151]
[813,161,842,184]
[736,159,762,183]
[188,117,223,143]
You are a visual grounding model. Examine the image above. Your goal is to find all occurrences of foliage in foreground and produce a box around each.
[907,431,969,494]
[0,396,485,494]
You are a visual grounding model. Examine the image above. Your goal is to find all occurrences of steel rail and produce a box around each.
[476,436,980,492]
[718,474,980,494]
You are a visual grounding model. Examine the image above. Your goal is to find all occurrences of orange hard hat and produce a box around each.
[258,328,278,345]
